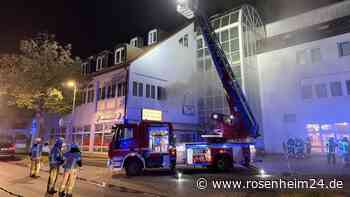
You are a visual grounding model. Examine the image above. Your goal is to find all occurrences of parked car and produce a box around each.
[14,134,29,153]
[0,135,16,158]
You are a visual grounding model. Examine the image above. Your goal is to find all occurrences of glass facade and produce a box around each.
[196,6,265,130]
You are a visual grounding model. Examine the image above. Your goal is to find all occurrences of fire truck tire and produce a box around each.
[125,158,143,176]
[215,155,233,172]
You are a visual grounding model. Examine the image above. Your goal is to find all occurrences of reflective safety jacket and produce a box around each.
[49,144,64,167]
[63,151,82,170]
[30,144,43,160]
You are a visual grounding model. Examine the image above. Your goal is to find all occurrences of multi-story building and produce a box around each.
[258,0,350,153]
[62,1,350,154]
[62,25,200,153]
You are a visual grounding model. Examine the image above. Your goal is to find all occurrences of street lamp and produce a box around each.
[66,80,77,143]
[66,80,77,113]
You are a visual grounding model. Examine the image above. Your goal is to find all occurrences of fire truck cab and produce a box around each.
[108,121,176,176]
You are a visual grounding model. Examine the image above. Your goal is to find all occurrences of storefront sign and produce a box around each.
[142,109,162,121]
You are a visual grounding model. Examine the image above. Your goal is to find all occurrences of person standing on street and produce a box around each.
[59,143,82,197]
[326,137,337,165]
[29,138,43,178]
[47,137,65,194]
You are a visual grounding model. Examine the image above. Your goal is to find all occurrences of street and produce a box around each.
[1,155,350,197]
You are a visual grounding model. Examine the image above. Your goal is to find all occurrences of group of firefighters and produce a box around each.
[284,137,350,166]
[29,137,82,197]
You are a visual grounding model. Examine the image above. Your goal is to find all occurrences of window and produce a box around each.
[301,85,313,100]
[230,12,239,24]
[96,57,103,71]
[87,89,94,103]
[346,80,350,95]
[197,38,203,49]
[211,19,220,29]
[230,27,239,39]
[82,63,88,75]
[115,48,125,65]
[148,29,158,45]
[197,49,204,58]
[132,81,138,97]
[120,128,134,140]
[297,50,307,65]
[111,82,116,98]
[330,81,343,97]
[179,38,183,46]
[130,38,138,47]
[100,86,106,100]
[221,15,230,27]
[222,42,229,54]
[184,34,189,47]
[151,85,156,99]
[221,30,229,42]
[117,82,126,97]
[311,48,322,63]
[146,84,151,98]
[230,39,239,52]
[138,83,143,97]
[339,41,350,57]
[157,86,167,100]
[315,84,328,98]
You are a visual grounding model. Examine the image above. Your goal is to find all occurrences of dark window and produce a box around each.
[111,83,116,98]
[101,87,106,100]
[151,85,156,99]
[146,84,151,98]
[117,83,122,97]
[184,34,189,47]
[197,39,203,49]
[157,86,167,100]
[211,19,220,29]
[132,81,138,97]
[230,12,239,24]
[221,15,230,26]
[98,88,102,100]
[138,83,143,97]
[315,84,328,98]
[346,80,350,95]
[87,89,94,103]
[197,49,204,58]
[330,81,343,97]
[339,41,350,57]
[107,85,112,98]
[301,85,313,100]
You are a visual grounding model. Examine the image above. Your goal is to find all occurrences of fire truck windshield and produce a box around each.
[110,126,134,149]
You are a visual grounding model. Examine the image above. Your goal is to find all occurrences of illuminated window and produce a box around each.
[330,81,343,97]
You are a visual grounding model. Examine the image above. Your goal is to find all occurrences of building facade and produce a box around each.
[258,1,350,153]
[63,25,200,153]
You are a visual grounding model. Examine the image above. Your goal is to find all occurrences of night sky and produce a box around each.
[0,0,343,58]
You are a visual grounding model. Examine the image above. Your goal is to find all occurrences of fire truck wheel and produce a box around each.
[215,156,233,172]
[125,159,143,176]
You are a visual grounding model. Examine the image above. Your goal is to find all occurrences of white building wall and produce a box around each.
[128,23,198,125]
[258,32,350,153]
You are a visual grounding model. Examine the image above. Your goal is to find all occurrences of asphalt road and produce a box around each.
[1,157,350,197]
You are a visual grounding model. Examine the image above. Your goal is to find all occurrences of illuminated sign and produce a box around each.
[142,109,162,121]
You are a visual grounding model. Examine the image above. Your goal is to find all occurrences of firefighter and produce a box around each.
[326,137,337,165]
[286,138,295,158]
[59,143,82,197]
[339,137,350,167]
[47,137,65,194]
[305,137,312,157]
[29,138,43,178]
[294,138,305,159]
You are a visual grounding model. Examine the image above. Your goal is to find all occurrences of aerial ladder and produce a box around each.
[177,0,259,169]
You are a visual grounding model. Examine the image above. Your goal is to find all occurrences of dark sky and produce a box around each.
[0,0,343,58]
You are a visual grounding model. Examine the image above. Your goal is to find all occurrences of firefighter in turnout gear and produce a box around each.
[326,137,337,165]
[47,138,65,194]
[339,137,350,167]
[59,143,82,197]
[29,138,43,178]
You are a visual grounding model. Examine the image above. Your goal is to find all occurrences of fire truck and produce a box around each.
[177,0,260,171]
[108,121,177,176]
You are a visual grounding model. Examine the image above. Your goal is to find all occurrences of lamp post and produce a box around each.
[66,80,77,143]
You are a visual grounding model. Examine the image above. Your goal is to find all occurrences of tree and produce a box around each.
[0,33,84,140]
